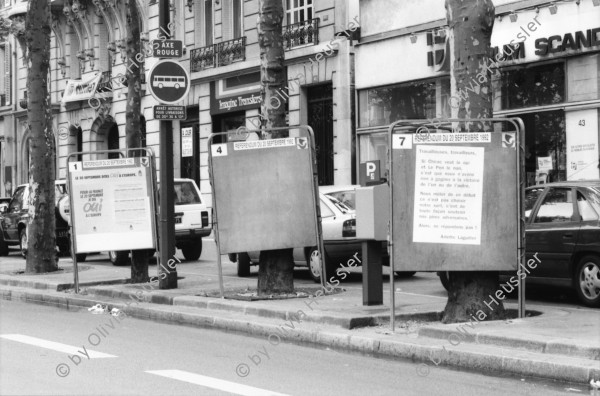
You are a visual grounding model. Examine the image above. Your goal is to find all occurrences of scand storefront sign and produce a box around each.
[534,28,600,55]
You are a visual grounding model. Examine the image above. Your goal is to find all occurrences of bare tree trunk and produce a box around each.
[125,0,149,283]
[24,0,57,273]
[257,0,294,295]
[443,0,506,323]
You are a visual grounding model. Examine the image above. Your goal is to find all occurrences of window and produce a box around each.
[9,187,24,213]
[233,0,242,39]
[320,199,334,217]
[534,188,574,223]
[577,192,599,221]
[286,0,313,24]
[358,78,450,128]
[174,181,201,205]
[205,0,213,46]
[525,188,544,221]
[501,62,565,110]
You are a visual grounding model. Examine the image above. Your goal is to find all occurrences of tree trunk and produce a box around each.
[125,0,149,283]
[257,0,294,295]
[24,0,57,273]
[442,0,506,323]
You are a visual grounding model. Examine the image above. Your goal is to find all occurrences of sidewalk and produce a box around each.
[1,256,599,385]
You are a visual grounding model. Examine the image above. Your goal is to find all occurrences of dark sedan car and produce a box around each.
[439,180,600,308]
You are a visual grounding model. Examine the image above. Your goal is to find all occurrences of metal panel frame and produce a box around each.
[66,148,159,294]
[207,125,326,297]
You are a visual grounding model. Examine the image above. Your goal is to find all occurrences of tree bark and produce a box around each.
[257,0,294,295]
[442,0,506,323]
[125,0,149,283]
[24,0,57,273]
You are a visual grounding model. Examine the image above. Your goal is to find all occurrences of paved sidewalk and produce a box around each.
[1,255,599,385]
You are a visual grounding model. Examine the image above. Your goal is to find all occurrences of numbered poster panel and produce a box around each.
[68,158,156,253]
[392,131,518,271]
[566,109,600,180]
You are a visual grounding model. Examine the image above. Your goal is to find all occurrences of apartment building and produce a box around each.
[0,0,359,203]
[356,0,600,184]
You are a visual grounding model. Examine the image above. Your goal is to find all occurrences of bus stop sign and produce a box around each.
[147,59,190,104]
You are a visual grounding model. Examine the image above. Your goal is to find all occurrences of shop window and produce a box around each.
[517,110,566,185]
[501,62,565,110]
[358,78,449,128]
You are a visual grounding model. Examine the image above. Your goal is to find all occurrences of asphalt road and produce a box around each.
[0,299,580,396]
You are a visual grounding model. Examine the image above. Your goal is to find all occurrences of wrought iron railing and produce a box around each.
[283,18,319,49]
[190,37,246,72]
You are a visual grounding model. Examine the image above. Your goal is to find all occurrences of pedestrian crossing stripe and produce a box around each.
[145,370,290,396]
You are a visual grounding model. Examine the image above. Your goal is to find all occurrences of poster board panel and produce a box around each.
[392,131,518,271]
[68,158,156,253]
[211,137,317,254]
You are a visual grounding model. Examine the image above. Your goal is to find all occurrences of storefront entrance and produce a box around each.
[307,84,334,186]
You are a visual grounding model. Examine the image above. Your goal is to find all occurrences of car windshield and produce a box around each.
[174,181,201,205]
[324,190,355,211]
[325,194,354,214]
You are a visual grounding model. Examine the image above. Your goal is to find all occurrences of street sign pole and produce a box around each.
[158,0,177,289]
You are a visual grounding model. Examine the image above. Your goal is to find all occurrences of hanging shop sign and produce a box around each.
[61,73,110,104]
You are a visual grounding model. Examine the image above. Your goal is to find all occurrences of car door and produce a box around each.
[527,187,578,279]
[1,186,26,242]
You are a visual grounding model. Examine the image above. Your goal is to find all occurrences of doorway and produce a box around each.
[307,84,334,185]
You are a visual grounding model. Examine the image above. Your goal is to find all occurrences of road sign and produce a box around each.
[153,105,187,120]
[147,60,190,104]
[152,39,183,58]
[359,160,381,186]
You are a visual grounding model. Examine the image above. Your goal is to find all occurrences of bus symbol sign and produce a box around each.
[147,59,190,104]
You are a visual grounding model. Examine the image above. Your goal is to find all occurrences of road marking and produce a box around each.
[146,370,290,396]
[0,334,117,358]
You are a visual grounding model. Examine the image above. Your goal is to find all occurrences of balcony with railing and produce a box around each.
[283,18,319,50]
[190,37,246,73]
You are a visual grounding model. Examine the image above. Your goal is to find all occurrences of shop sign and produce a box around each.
[210,81,262,115]
[535,28,600,56]
[566,109,600,180]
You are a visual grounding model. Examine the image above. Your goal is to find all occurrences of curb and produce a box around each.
[0,276,129,292]
[85,285,442,329]
[418,326,600,361]
[1,285,599,384]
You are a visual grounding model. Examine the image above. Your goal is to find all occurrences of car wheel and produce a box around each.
[438,271,450,291]
[182,239,202,261]
[20,228,27,258]
[0,234,8,256]
[237,253,251,277]
[395,271,416,278]
[228,253,237,263]
[109,250,130,266]
[308,247,333,283]
[76,253,87,262]
[575,255,600,308]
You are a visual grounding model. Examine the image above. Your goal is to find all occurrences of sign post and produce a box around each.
[156,1,181,288]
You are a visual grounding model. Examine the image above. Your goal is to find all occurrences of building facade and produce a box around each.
[356,0,600,185]
[0,0,359,205]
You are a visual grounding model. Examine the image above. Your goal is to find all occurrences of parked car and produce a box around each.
[231,185,411,282]
[0,181,81,259]
[108,178,212,265]
[438,180,600,307]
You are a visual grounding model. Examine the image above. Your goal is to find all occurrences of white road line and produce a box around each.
[0,334,117,358]
[146,370,290,396]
